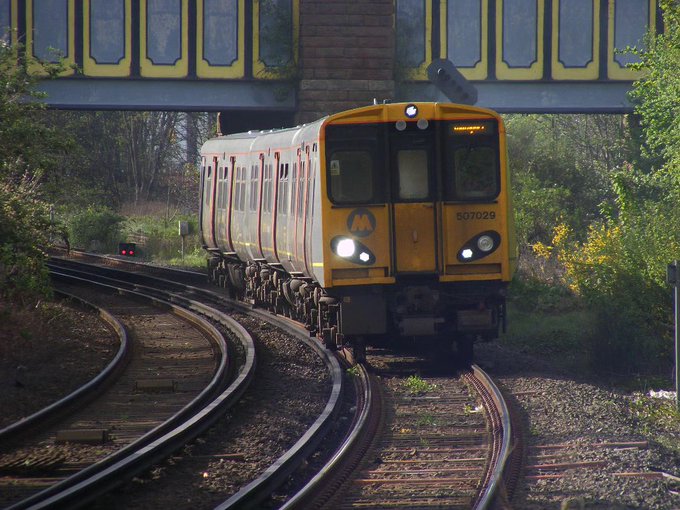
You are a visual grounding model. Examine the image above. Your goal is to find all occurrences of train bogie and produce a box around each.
[199,102,517,361]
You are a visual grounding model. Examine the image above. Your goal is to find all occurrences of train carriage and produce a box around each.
[200,102,517,361]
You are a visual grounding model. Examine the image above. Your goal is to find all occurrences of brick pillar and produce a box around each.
[297,0,395,124]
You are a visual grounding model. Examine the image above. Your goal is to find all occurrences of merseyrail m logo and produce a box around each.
[347,208,376,237]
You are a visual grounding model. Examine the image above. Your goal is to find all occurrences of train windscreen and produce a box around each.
[325,124,385,205]
[443,120,500,201]
[325,119,500,204]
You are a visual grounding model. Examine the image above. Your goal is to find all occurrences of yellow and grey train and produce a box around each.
[199,102,517,361]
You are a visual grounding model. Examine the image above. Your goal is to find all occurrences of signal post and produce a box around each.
[667,261,680,410]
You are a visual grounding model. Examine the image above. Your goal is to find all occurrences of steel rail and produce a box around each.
[0,291,130,447]
[470,363,513,510]
[279,361,376,510]
[214,302,344,510]
[48,258,349,510]
[8,270,256,510]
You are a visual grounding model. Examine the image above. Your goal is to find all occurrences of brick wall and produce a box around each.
[297,0,395,124]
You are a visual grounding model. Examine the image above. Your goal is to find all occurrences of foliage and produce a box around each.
[629,393,680,453]
[403,375,437,395]
[509,2,680,374]
[535,210,675,372]
[505,114,634,248]
[120,214,202,264]
[0,176,54,304]
[0,43,71,305]
[629,0,680,173]
[0,46,72,180]
[39,110,210,211]
[66,207,124,252]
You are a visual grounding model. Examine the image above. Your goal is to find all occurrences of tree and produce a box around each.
[0,43,70,304]
[629,0,680,174]
[541,1,680,371]
[505,114,633,248]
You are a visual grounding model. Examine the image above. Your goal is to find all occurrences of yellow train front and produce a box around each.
[200,102,517,362]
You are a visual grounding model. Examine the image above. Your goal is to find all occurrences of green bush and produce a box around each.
[67,206,124,252]
[0,177,54,304]
[543,182,677,374]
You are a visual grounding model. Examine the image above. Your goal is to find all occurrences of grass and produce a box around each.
[415,413,436,427]
[501,304,594,368]
[403,375,437,395]
[629,393,680,454]
[346,366,361,377]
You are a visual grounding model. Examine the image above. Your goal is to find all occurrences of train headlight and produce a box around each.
[331,236,375,265]
[477,235,494,252]
[457,231,501,262]
[336,238,356,258]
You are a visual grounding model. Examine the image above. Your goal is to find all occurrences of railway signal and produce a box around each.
[118,242,136,257]
[427,59,478,105]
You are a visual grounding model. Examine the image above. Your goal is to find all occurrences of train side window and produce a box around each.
[297,160,305,217]
[203,165,213,211]
[263,164,272,213]
[216,167,223,209]
[240,166,247,211]
[278,162,289,213]
[328,151,374,203]
[249,164,258,211]
[233,167,241,211]
[289,162,297,215]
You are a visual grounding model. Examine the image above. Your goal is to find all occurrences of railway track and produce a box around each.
[36,253,519,509]
[0,266,255,509]
[5,255,350,509]
[282,352,517,509]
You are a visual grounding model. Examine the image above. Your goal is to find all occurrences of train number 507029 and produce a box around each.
[456,211,496,221]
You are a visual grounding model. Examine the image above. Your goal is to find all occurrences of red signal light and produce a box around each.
[118,242,137,257]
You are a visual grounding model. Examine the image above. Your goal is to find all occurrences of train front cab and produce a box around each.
[319,103,517,358]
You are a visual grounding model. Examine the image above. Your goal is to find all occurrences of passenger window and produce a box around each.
[278,163,289,213]
[329,151,373,203]
[249,165,259,211]
[397,150,428,200]
[233,167,241,211]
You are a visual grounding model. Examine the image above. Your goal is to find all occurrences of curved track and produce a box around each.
[0,291,129,446]
[43,254,516,509]
[37,255,346,509]
[1,268,256,510]
[281,359,514,510]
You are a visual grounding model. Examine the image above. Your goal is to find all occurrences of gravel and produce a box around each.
[4,299,680,509]
[476,342,680,510]
[0,301,117,429]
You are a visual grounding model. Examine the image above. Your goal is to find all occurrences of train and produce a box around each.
[199,102,517,362]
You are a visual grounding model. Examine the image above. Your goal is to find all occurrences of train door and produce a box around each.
[390,126,437,273]
[200,156,219,249]
[295,145,311,274]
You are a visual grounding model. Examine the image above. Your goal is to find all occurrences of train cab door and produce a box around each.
[390,127,438,274]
